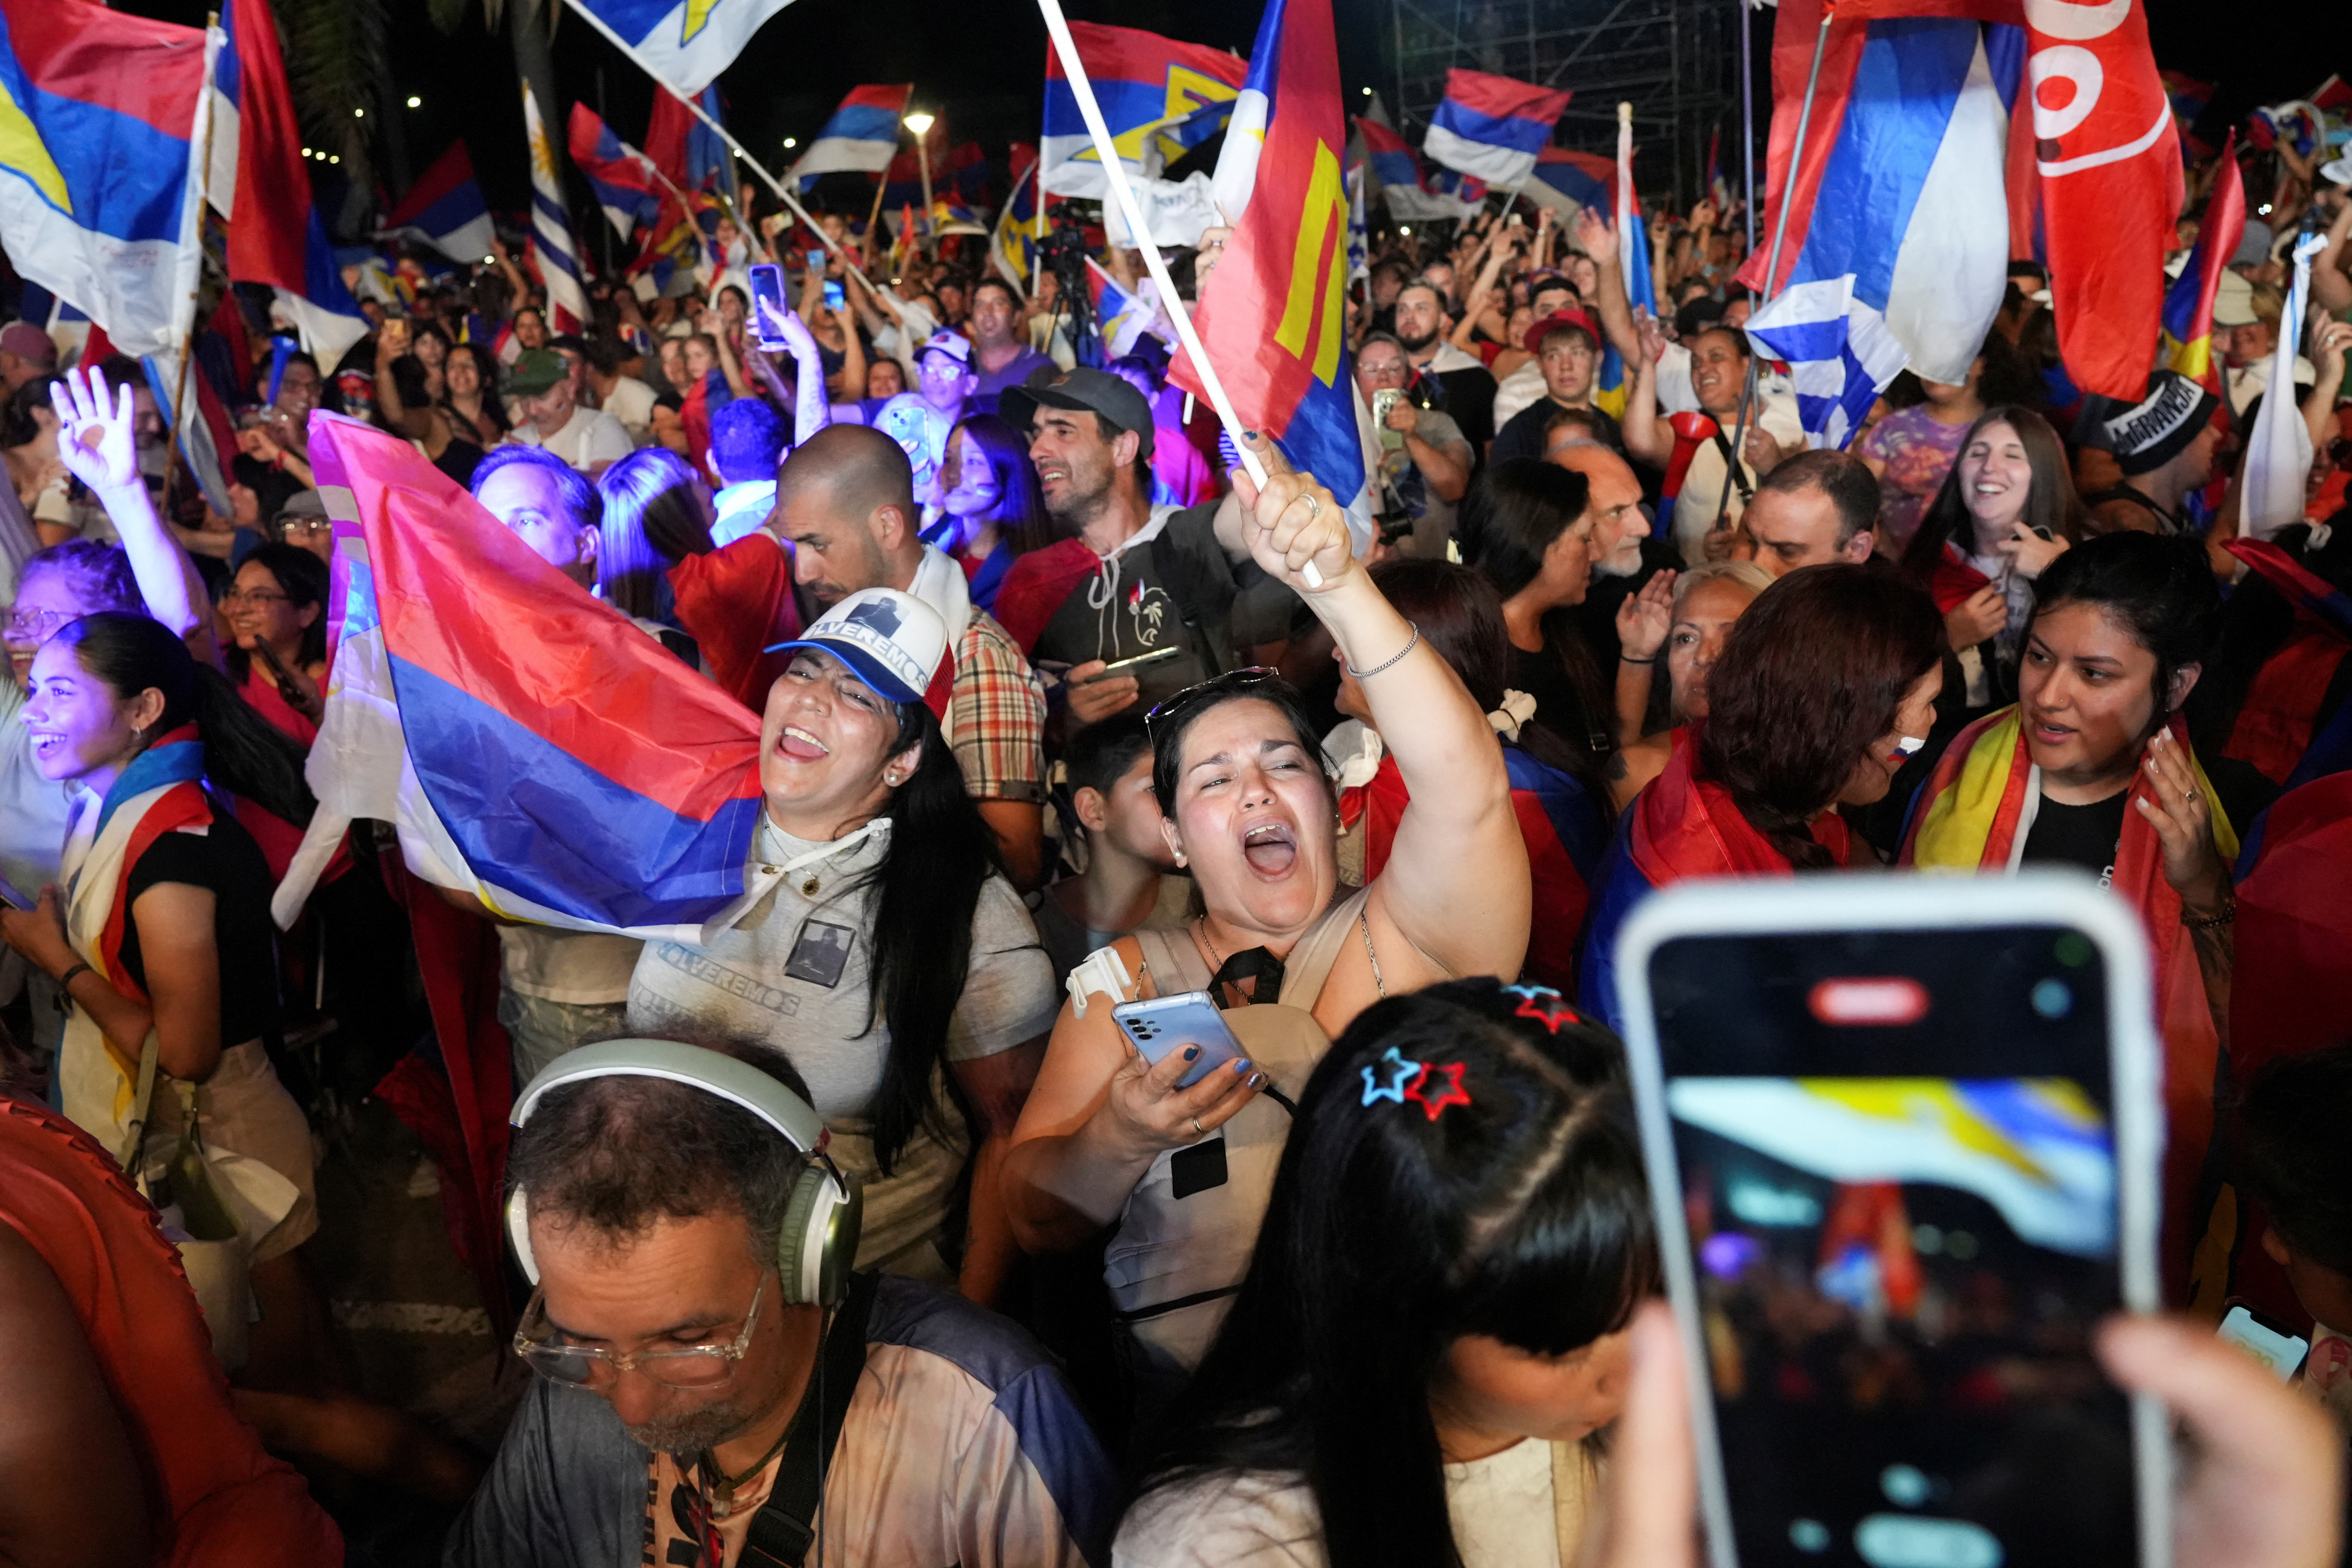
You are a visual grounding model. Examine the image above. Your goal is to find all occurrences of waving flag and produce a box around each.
[1085,259,1163,361]
[1423,68,1571,189]
[569,102,667,238]
[645,83,729,192]
[557,0,794,98]
[385,141,496,265]
[522,79,590,333]
[1522,144,1611,216]
[278,412,763,937]
[2160,132,2243,392]
[2243,235,2326,541]
[1745,275,1910,449]
[791,83,908,187]
[1356,116,1478,221]
[1041,22,1246,201]
[991,144,1044,292]
[1739,1,2018,386]
[0,0,212,359]
[1180,0,1371,551]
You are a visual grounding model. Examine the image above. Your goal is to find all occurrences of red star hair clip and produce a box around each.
[1503,983,1580,1034]
[1403,1060,1472,1122]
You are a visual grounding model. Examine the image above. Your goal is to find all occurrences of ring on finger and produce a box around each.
[1304,492,1321,522]
[1191,1115,1203,1136]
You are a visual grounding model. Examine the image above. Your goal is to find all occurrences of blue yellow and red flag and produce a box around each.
[1041,21,1245,200]
[991,143,1045,293]
[2160,131,2243,392]
[646,83,730,193]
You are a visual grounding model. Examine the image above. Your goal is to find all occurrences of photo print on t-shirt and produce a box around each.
[785,920,856,988]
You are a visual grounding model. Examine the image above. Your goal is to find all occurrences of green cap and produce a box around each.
[507,347,567,398]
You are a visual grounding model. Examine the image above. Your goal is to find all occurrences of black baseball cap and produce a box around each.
[1000,365,1155,458]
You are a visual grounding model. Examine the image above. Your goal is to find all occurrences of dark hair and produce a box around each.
[710,397,787,485]
[1900,406,2081,585]
[1674,295,1727,340]
[581,335,622,377]
[18,539,140,613]
[387,353,432,413]
[1140,980,1657,1568]
[1535,319,1596,357]
[1756,449,1881,549]
[1463,459,1592,601]
[53,612,314,826]
[945,413,1054,556]
[597,448,715,619]
[1542,405,1607,443]
[507,1036,814,1259]
[1699,563,1944,869]
[220,543,330,683]
[2236,1043,2352,1277]
[1063,711,1153,803]
[470,445,602,533]
[1149,673,1331,817]
[441,343,510,433]
[0,376,58,449]
[1367,557,1609,811]
[2027,531,2219,732]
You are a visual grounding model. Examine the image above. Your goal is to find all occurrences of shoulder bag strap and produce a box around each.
[740,1269,881,1568]
[116,1028,162,1179]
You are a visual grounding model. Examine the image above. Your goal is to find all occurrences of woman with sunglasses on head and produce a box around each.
[1116,979,1654,1568]
[1579,564,1946,1035]
[1900,532,2267,1299]
[1004,435,1530,1397]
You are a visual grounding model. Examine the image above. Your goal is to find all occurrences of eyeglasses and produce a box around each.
[220,587,290,607]
[512,1274,767,1389]
[278,518,331,538]
[3,606,74,642]
[1142,667,1279,749]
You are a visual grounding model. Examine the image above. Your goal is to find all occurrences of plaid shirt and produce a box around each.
[948,610,1047,803]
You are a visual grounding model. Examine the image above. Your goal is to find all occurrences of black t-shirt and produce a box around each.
[2021,788,2131,880]
[118,807,281,1048]
[1489,398,1624,467]
[1513,638,1607,753]
[1030,506,1236,713]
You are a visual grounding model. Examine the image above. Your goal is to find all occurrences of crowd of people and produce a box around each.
[0,118,2348,1568]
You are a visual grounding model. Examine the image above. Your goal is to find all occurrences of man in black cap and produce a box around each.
[997,366,1251,726]
[2083,369,2225,537]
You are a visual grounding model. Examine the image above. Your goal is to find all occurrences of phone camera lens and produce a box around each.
[2052,932,2093,968]
[2030,978,2072,1019]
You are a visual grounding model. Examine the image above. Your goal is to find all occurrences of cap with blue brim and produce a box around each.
[763,587,947,705]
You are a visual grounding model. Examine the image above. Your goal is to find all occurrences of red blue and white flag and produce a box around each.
[568,102,668,238]
[384,141,497,266]
[791,84,909,187]
[1422,68,1571,189]
[560,0,795,98]
[522,79,590,333]
[2159,130,2242,392]
[645,83,729,193]
[1356,115,1478,221]
[1183,0,1372,552]
[276,413,763,937]
[1041,22,1245,201]
[1084,259,1162,361]
[0,0,212,359]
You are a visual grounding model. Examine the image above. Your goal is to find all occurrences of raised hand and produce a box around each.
[49,366,140,498]
[1616,568,1677,661]
[1229,432,1351,596]
[1574,204,1618,267]
[2137,728,2228,912]
[760,296,819,362]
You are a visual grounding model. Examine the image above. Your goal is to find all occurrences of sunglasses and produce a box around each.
[1142,667,1279,750]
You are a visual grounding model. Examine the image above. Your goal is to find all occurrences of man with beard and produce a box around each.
[1549,439,1674,672]
[446,1042,1116,1567]
[1393,278,1498,450]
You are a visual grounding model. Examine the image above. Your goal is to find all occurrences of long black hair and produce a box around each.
[1463,458,1614,761]
[221,542,329,684]
[1137,979,1657,1568]
[1898,405,2082,588]
[862,695,1001,1175]
[53,611,315,826]
[2028,531,2219,740]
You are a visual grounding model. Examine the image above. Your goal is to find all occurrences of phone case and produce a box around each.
[1113,992,1246,1091]
[1612,873,2172,1568]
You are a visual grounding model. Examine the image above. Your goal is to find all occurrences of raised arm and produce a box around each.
[1575,206,1645,366]
[1619,318,1674,470]
[50,369,216,664]
[1232,433,1529,983]
[760,298,835,445]
[1613,569,1673,744]
[698,308,752,399]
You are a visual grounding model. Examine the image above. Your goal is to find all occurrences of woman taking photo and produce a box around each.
[1464,458,1617,786]
[1580,564,1945,1032]
[1116,979,1654,1568]
[623,588,1058,1304]
[1607,560,1774,805]
[931,413,1054,613]
[1898,406,2080,715]
[1900,532,2258,1300]
[1004,437,1529,1394]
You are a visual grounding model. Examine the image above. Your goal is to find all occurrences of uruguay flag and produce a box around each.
[1183,0,1373,554]
[1738,3,2019,387]
[2160,130,2243,392]
[384,141,497,265]
[1042,21,1246,202]
[791,84,909,187]
[1423,68,1571,190]
[276,412,764,939]
[1744,276,1910,449]
[562,0,795,98]
[0,0,211,359]
[569,103,667,238]
[523,80,591,334]
[992,143,1045,292]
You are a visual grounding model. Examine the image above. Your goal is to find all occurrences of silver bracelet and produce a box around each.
[1344,621,1421,680]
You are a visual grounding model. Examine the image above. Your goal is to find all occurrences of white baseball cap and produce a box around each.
[764,588,947,705]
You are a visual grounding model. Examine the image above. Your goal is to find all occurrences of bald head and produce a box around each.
[776,423,922,607]
[1547,439,1650,576]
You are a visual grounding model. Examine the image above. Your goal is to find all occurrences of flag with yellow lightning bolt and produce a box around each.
[557,0,797,98]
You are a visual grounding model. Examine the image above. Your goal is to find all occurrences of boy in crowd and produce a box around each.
[1031,715,1194,981]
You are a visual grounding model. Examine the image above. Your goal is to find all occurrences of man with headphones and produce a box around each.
[445,1036,1117,1567]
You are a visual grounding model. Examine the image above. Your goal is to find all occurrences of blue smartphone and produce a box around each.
[749,262,789,350]
[822,279,846,314]
[1113,992,1247,1090]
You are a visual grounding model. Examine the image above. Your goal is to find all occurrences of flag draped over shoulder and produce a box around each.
[560,0,795,98]
[0,0,212,358]
[1041,22,1245,201]
[384,141,497,265]
[275,413,764,943]
[1181,0,1372,553]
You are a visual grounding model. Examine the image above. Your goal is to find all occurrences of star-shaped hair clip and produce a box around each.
[1502,983,1580,1034]
[1404,1060,1472,1122]
[1361,1046,1424,1107]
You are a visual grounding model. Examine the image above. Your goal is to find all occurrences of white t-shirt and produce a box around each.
[1492,359,1547,431]
[710,480,777,547]
[1669,392,1807,562]
[595,375,658,444]
[512,405,632,472]
[1115,1438,1579,1568]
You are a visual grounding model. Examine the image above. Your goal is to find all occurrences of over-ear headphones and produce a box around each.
[505,1040,864,1309]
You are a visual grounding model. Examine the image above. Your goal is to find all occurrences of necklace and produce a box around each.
[1194,917,1225,975]
[696,1419,793,1517]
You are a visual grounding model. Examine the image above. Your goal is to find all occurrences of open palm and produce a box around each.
[49,366,139,495]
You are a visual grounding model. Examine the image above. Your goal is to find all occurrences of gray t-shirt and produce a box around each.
[626,817,1058,1272]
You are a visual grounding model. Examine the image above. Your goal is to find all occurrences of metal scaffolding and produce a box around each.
[1385,0,1746,212]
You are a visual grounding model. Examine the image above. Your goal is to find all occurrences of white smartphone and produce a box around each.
[1614,872,2170,1568]
[1112,991,1247,1091]
[2217,1300,2310,1382]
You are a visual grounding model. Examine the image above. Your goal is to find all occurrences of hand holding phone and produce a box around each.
[1077,645,1182,684]
[748,263,790,352]
[1114,992,1248,1089]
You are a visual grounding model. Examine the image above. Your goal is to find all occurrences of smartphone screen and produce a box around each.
[1644,919,2142,1567]
[749,263,789,350]
[2218,1303,2309,1381]
[822,279,846,314]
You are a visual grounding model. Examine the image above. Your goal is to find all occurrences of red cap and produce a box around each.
[1524,309,1599,358]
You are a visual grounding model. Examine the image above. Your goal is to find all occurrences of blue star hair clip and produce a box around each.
[1502,983,1580,1034]
[1361,1046,1424,1106]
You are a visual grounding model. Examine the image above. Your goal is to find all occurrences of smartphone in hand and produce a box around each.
[749,263,790,350]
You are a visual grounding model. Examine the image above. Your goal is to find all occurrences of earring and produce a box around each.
[1174,851,1188,866]
[884,770,902,787]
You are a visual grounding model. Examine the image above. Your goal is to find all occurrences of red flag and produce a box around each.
[219,0,313,292]
[2023,0,2182,400]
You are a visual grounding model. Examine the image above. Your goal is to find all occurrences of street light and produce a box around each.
[406,96,421,109]
[902,111,936,258]
[783,137,798,149]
